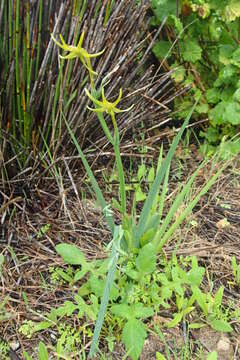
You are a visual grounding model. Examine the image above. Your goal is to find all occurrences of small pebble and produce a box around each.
[217,338,230,352]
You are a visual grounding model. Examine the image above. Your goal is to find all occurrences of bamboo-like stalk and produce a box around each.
[0,0,184,176]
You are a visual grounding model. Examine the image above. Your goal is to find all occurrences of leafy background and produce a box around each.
[151,0,240,154]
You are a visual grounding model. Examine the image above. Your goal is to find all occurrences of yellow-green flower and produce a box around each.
[51,32,104,83]
[85,87,134,122]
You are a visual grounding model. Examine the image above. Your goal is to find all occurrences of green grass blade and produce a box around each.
[89,225,122,358]
[135,100,199,243]
[152,161,205,248]
[156,164,225,252]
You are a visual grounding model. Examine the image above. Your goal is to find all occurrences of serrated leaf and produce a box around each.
[214,65,238,87]
[55,244,87,265]
[210,319,233,333]
[206,88,221,104]
[153,40,172,60]
[122,318,146,360]
[223,101,240,125]
[171,65,185,83]
[132,303,154,319]
[151,0,177,22]
[111,304,132,320]
[136,243,157,274]
[223,3,240,22]
[219,44,236,65]
[181,39,202,63]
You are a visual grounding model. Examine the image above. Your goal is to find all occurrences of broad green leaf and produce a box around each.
[187,267,205,286]
[136,243,157,274]
[132,303,154,319]
[55,301,78,317]
[181,39,202,63]
[139,227,157,247]
[233,88,240,102]
[151,0,177,22]
[171,65,185,83]
[89,275,119,300]
[167,312,183,328]
[223,101,240,125]
[156,352,167,360]
[111,304,132,320]
[34,321,54,332]
[214,65,238,87]
[210,319,233,333]
[188,322,206,329]
[55,243,87,265]
[153,40,172,60]
[213,286,224,309]
[219,44,236,65]
[207,351,218,360]
[147,167,155,183]
[191,286,208,317]
[122,318,146,360]
[168,14,183,34]
[74,266,90,282]
[137,163,146,180]
[223,3,240,22]
[38,341,49,360]
[135,187,146,202]
[206,88,221,104]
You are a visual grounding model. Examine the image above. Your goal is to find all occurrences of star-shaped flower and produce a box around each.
[85,87,134,121]
[51,32,104,83]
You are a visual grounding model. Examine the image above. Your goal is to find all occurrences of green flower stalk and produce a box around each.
[85,86,134,216]
[51,31,104,84]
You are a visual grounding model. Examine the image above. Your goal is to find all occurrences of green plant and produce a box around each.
[191,285,232,332]
[0,338,10,360]
[150,0,240,153]
[48,14,225,359]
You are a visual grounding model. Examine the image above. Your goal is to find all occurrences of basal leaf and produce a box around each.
[206,351,218,360]
[181,39,202,63]
[132,303,154,319]
[223,101,240,125]
[122,318,146,360]
[136,243,157,274]
[111,303,132,320]
[210,319,233,333]
[167,312,183,328]
[153,40,172,60]
[55,243,87,265]
[151,0,177,22]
